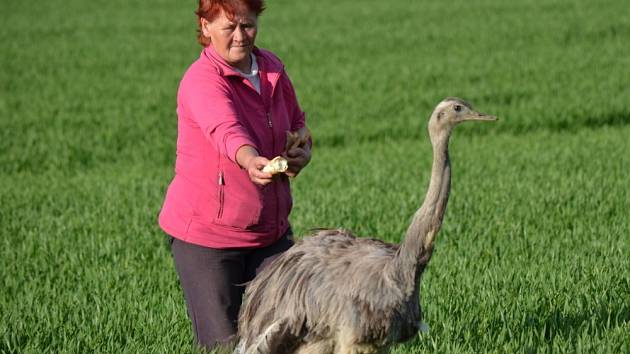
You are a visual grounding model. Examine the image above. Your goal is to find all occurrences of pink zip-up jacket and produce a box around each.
[158,46,307,249]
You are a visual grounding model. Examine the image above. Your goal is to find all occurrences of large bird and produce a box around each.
[236,98,497,354]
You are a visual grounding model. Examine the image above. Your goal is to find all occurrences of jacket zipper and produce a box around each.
[266,110,280,236]
[260,69,283,235]
[217,170,225,219]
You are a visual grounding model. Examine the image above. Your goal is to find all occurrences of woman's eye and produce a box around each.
[454,105,462,112]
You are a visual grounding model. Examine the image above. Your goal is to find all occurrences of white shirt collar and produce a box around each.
[237,53,258,77]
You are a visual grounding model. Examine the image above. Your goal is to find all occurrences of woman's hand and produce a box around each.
[245,156,274,185]
[284,145,311,177]
[237,145,273,186]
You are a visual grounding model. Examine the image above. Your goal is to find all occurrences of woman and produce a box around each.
[158,0,311,350]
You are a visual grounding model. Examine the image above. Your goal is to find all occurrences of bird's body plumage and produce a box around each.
[238,229,420,354]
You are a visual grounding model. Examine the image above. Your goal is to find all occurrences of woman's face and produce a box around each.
[202,10,258,72]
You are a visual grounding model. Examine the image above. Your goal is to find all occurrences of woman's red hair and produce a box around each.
[195,0,265,46]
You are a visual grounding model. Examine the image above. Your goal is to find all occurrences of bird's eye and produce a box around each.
[454,105,462,112]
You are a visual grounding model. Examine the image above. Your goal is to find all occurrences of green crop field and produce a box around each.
[2,0,629,352]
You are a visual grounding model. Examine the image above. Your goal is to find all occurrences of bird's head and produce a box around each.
[428,97,496,142]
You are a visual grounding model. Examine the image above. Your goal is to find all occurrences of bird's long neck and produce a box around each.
[389,133,451,295]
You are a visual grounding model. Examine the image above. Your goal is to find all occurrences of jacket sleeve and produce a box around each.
[179,74,257,163]
[280,72,311,147]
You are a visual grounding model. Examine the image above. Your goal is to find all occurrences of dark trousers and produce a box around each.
[170,231,294,352]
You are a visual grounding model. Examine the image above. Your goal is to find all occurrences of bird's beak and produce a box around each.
[463,111,497,122]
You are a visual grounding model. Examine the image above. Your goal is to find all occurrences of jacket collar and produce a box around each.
[202,45,284,82]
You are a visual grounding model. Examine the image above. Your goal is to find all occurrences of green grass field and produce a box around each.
[2,0,629,352]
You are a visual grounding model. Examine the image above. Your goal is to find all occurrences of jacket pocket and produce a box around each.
[212,170,262,229]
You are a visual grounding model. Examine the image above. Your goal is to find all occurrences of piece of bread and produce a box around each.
[262,156,288,174]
